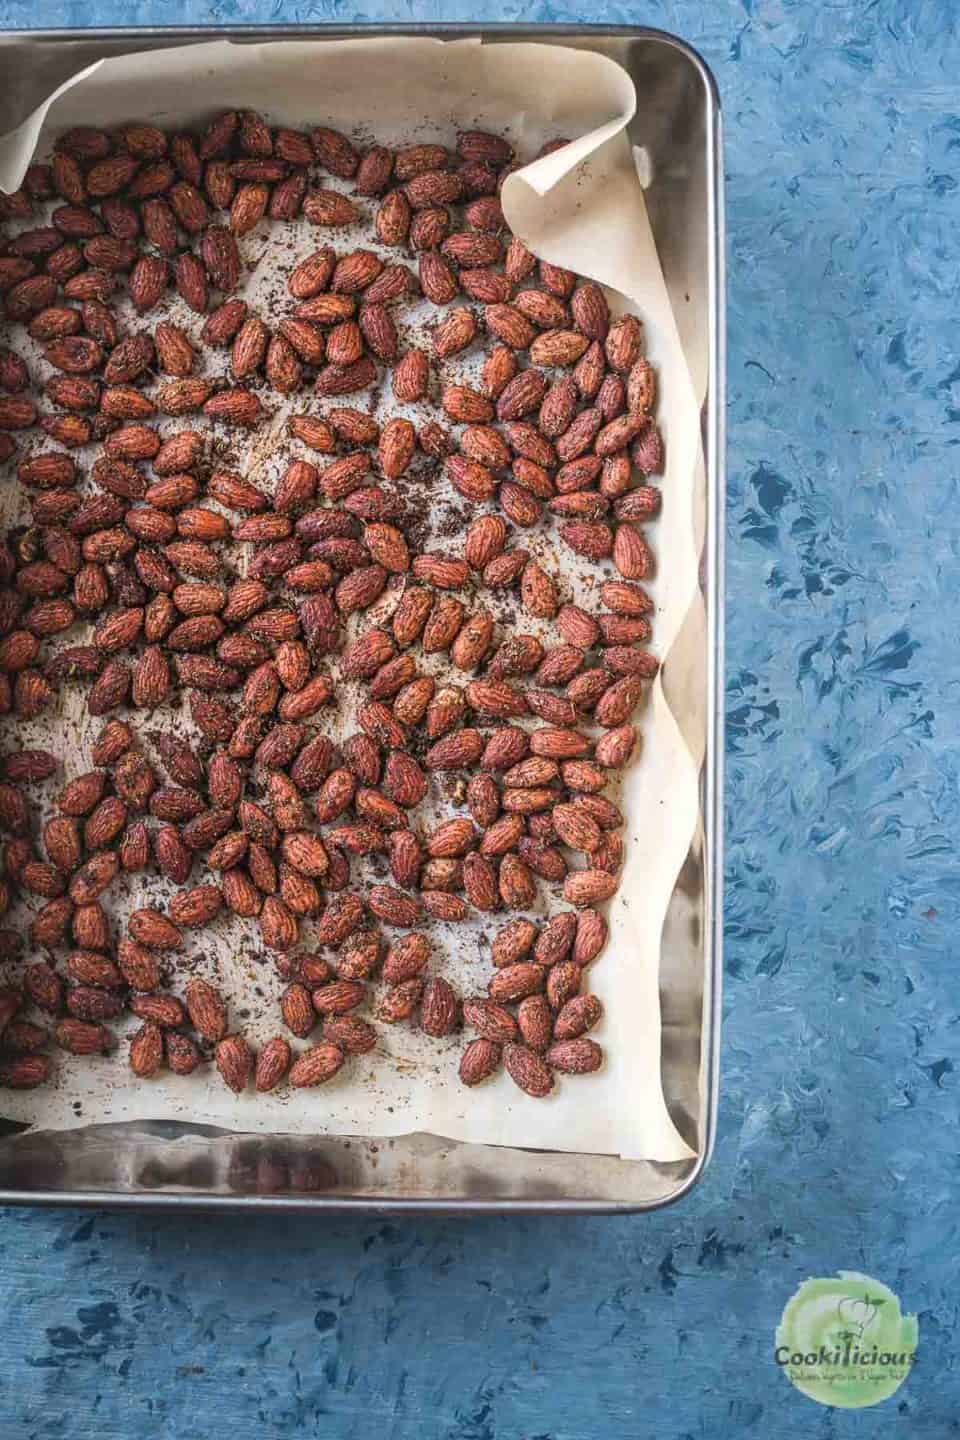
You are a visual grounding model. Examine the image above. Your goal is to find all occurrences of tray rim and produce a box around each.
[0,19,724,1215]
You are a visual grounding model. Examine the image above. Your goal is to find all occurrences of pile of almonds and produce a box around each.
[0,110,662,1104]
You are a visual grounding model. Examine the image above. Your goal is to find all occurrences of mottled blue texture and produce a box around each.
[2,3,958,1435]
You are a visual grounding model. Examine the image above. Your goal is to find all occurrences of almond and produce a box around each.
[394,144,449,180]
[562,869,618,905]
[421,892,468,922]
[605,313,643,372]
[323,1015,377,1055]
[614,485,662,520]
[53,1016,113,1057]
[552,802,604,853]
[67,986,123,1022]
[572,908,608,966]
[281,981,316,1038]
[348,143,392,195]
[377,417,416,481]
[377,978,424,1023]
[422,596,465,654]
[406,170,463,208]
[480,815,525,855]
[388,829,423,890]
[230,183,269,236]
[545,958,582,1011]
[547,1037,603,1074]
[128,907,182,950]
[411,554,469,590]
[521,562,558,620]
[553,993,603,1040]
[289,1042,344,1087]
[446,454,497,502]
[451,610,494,671]
[464,515,507,570]
[382,751,428,810]
[433,306,477,359]
[420,977,458,1037]
[255,1035,292,1092]
[4,748,57,783]
[459,1037,501,1086]
[560,521,613,562]
[538,376,579,438]
[328,248,382,294]
[465,679,527,719]
[461,852,498,912]
[115,939,160,992]
[304,188,360,227]
[368,884,420,927]
[83,796,127,851]
[612,523,653,580]
[215,1033,253,1093]
[231,316,268,379]
[528,727,590,761]
[478,727,526,774]
[204,388,263,426]
[496,368,547,421]
[127,1022,163,1077]
[310,125,358,176]
[498,854,536,908]
[382,932,431,984]
[171,254,209,315]
[463,998,519,1043]
[356,299,397,360]
[426,817,476,859]
[484,302,535,349]
[477,342,515,400]
[503,1042,554,1097]
[440,383,491,425]
[517,995,553,1053]
[528,329,589,367]
[626,358,657,413]
[392,348,430,402]
[169,884,223,928]
[600,372,629,420]
[376,189,412,246]
[460,424,510,470]
[202,298,248,346]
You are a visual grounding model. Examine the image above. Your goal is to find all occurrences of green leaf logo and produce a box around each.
[775,1272,918,1409]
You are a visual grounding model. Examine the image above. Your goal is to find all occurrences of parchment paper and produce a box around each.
[0,38,702,1161]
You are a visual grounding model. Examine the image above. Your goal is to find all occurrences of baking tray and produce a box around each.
[0,23,724,1213]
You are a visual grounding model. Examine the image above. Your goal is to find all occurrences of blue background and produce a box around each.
[2,3,957,1435]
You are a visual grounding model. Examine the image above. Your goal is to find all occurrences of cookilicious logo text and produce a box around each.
[775,1272,918,1409]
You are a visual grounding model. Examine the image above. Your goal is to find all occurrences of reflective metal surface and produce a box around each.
[0,24,724,1212]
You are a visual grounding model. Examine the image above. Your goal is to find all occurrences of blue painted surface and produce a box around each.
[1,3,958,1435]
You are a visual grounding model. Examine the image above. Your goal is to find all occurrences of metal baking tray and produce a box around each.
[0,22,724,1212]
